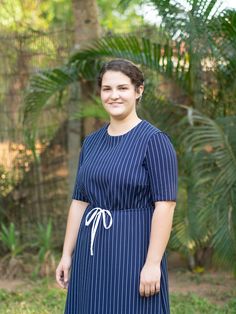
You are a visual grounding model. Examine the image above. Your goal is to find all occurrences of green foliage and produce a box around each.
[31,219,56,277]
[98,0,143,33]
[0,165,13,197]
[0,0,73,32]
[119,0,236,114]
[71,95,110,121]
[23,63,77,154]
[35,219,54,262]
[179,107,236,273]
[169,173,213,269]
[0,222,24,258]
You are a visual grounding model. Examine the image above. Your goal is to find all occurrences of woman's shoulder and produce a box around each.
[143,121,177,160]
[142,120,172,142]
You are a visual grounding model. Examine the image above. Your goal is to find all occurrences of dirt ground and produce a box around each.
[167,252,236,306]
[169,269,236,306]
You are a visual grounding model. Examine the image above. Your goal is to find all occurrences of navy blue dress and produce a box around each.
[64,119,178,314]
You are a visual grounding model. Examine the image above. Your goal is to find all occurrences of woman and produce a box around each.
[56,59,178,313]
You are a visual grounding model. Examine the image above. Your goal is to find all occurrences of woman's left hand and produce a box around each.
[139,261,161,297]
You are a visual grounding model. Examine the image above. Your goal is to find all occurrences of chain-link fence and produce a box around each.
[0,28,75,246]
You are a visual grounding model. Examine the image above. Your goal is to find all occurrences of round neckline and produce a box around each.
[105,119,145,137]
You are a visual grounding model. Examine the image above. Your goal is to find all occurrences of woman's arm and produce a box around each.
[62,199,89,257]
[139,201,176,297]
[145,201,176,264]
[56,199,89,289]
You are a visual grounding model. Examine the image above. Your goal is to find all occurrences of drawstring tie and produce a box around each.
[85,207,113,256]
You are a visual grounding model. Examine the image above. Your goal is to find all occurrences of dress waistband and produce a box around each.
[84,205,155,256]
[87,204,154,211]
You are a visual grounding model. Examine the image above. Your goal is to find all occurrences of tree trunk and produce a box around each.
[72,0,101,49]
[68,0,101,202]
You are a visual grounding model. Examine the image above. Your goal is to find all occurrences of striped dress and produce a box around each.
[64,119,178,314]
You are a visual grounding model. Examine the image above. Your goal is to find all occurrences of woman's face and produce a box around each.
[100,70,143,119]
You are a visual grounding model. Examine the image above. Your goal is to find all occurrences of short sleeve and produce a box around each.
[72,137,89,202]
[145,132,178,202]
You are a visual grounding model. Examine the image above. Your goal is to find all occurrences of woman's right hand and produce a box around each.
[56,255,72,289]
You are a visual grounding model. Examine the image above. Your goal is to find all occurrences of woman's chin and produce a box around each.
[108,110,125,117]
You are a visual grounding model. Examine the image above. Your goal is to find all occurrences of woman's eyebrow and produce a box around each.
[102,84,129,87]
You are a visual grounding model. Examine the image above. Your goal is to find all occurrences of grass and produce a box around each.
[0,276,236,314]
[170,293,236,314]
[0,278,66,314]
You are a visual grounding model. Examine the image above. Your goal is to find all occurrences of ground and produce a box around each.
[169,269,236,307]
[0,253,236,313]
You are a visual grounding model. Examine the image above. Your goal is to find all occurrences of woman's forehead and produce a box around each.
[101,70,132,86]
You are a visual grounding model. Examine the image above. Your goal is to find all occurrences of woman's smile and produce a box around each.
[109,102,123,105]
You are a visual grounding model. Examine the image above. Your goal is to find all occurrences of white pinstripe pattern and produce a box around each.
[64,119,178,313]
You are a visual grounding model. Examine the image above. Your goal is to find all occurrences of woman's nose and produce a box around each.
[110,89,119,99]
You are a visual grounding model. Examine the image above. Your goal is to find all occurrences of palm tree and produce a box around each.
[22,0,236,272]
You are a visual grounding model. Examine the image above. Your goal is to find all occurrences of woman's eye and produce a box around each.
[120,87,127,90]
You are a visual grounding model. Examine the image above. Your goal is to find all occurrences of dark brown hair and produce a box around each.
[97,59,144,94]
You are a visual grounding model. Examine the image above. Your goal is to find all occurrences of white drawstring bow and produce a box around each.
[85,207,113,256]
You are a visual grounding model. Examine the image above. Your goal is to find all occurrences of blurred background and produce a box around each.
[0,0,235,313]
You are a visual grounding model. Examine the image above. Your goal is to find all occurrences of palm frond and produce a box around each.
[182,106,236,192]
[23,64,78,127]
[69,35,187,78]
[180,105,236,269]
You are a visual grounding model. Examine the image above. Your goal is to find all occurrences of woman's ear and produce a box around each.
[136,85,144,99]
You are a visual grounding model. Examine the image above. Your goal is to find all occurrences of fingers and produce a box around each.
[56,268,64,289]
[139,281,160,297]
[63,268,69,286]
[55,256,72,290]
[139,283,145,297]
[56,265,69,289]
[155,282,160,294]
[144,285,151,297]
[56,266,64,289]
[150,284,157,296]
